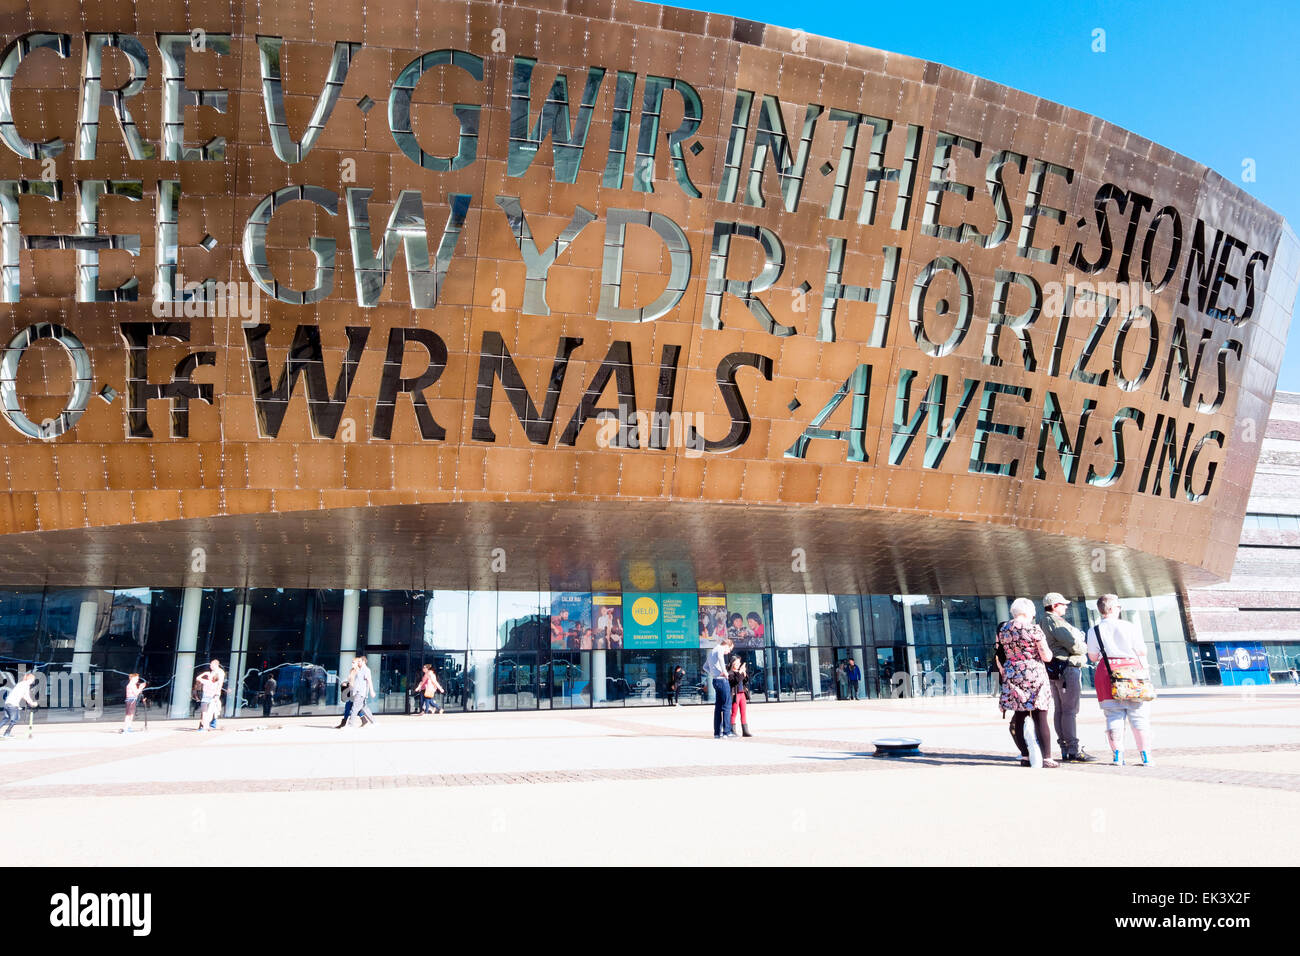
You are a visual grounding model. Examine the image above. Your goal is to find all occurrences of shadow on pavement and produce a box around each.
[796,750,1022,769]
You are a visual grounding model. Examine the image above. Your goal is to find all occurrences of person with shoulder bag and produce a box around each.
[1086,594,1156,767]
[1039,593,1095,763]
[336,657,360,729]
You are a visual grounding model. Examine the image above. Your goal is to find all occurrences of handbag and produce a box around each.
[1091,624,1156,702]
[1045,658,1068,680]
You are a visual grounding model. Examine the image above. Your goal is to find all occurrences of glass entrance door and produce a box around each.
[876,647,900,697]
[770,648,811,700]
[544,653,591,709]
[496,652,539,710]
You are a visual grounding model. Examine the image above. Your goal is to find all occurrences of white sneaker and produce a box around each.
[1111,750,1125,766]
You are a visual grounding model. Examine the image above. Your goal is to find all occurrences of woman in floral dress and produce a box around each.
[996,597,1058,768]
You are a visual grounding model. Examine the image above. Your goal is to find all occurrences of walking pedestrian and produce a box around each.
[995,598,1058,768]
[847,658,862,700]
[666,665,685,705]
[1086,594,1156,766]
[706,638,735,738]
[728,655,753,737]
[122,673,147,733]
[336,657,360,728]
[1,672,38,739]
[414,664,430,715]
[339,655,376,728]
[1039,593,1095,762]
[421,664,445,714]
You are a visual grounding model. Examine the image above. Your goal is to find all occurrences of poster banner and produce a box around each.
[625,593,663,649]
[698,592,728,647]
[1215,642,1269,686]
[550,592,592,650]
[592,593,624,649]
[661,592,699,648]
[726,593,766,648]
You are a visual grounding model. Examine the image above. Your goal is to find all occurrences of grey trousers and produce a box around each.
[1050,666,1082,757]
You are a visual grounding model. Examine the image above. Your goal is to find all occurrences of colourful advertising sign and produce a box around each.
[625,593,663,649]
[550,592,592,650]
[592,593,624,649]
[661,592,699,648]
[1215,642,1269,686]
[726,593,766,648]
[699,592,727,647]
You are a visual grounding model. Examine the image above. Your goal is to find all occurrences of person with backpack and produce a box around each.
[1,672,38,739]
[1086,594,1156,766]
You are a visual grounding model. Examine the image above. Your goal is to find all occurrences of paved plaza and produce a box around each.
[5,687,1299,866]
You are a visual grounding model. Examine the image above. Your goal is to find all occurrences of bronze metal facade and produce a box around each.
[0,0,1295,596]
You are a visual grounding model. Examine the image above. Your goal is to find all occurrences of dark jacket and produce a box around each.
[728,667,749,695]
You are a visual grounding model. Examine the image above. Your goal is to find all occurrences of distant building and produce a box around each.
[1183,392,1300,685]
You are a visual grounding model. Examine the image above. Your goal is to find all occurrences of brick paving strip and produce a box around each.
[2,738,1299,800]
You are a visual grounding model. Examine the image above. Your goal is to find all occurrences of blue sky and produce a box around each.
[677,0,1300,392]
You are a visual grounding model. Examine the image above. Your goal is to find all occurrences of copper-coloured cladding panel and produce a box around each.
[0,500,1214,596]
[0,0,1296,591]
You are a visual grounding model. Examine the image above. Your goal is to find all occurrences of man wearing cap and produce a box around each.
[1040,593,1095,762]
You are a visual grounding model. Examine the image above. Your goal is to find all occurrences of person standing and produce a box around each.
[706,638,735,738]
[847,658,862,700]
[1,672,38,739]
[206,660,225,730]
[1086,595,1155,766]
[728,655,753,737]
[196,662,223,731]
[122,673,147,733]
[835,660,848,700]
[260,674,277,718]
[1039,593,1095,763]
[996,598,1059,768]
